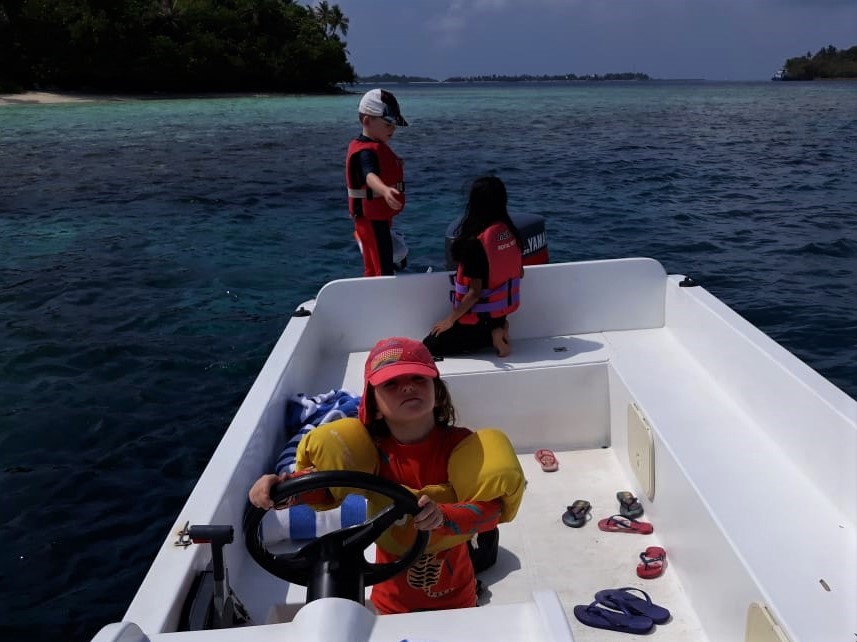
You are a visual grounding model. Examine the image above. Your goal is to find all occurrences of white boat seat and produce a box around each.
[340,333,610,390]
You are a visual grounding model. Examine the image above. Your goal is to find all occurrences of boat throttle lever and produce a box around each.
[175,523,251,629]
[187,525,233,586]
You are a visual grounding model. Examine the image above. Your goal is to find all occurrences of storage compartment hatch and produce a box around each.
[745,602,790,642]
[627,403,655,500]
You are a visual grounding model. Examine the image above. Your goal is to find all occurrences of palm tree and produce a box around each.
[329,4,348,38]
[314,1,332,35]
[313,1,348,39]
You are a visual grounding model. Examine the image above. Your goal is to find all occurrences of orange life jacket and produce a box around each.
[345,139,405,221]
[453,222,522,324]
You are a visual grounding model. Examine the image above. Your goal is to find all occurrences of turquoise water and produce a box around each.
[1,81,856,641]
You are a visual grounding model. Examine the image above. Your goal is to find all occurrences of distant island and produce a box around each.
[775,45,857,80]
[357,73,441,84]
[358,72,650,83]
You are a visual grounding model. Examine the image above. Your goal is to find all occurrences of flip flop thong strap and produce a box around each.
[640,557,663,569]
[586,601,631,622]
[569,500,591,517]
[614,587,653,605]
[618,492,639,506]
[607,514,638,528]
[640,551,665,564]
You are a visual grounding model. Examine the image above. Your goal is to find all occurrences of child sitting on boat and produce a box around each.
[249,336,525,614]
[425,176,524,357]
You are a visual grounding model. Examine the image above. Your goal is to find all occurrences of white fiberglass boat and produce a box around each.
[91,258,856,642]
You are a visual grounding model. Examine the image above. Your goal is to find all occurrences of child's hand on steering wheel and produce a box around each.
[412,494,444,531]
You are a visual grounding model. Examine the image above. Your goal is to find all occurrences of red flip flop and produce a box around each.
[597,514,654,535]
[637,546,667,579]
[534,449,559,472]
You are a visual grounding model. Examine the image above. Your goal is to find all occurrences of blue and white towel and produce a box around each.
[264,389,367,543]
[275,389,362,475]
[264,494,368,541]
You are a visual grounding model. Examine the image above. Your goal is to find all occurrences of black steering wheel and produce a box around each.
[244,470,429,604]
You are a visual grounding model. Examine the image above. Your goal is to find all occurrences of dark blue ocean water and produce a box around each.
[1,81,856,641]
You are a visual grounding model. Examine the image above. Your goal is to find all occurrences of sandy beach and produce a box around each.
[0,89,348,107]
[0,91,129,106]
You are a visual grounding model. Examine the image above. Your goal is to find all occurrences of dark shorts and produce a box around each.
[422,317,506,357]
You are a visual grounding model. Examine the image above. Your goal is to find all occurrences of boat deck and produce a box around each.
[273,327,854,640]
[103,260,856,642]
[291,335,707,638]
[485,448,707,641]
[272,447,707,640]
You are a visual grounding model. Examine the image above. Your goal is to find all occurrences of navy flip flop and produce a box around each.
[573,600,654,634]
[562,499,592,528]
[594,587,671,624]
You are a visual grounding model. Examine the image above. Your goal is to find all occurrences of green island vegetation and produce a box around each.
[0,0,355,94]
[445,72,649,82]
[357,73,439,84]
[779,45,857,80]
[358,72,650,83]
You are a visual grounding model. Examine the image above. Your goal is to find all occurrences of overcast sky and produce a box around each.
[321,0,857,81]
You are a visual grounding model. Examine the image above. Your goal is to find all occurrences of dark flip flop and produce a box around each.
[573,600,654,634]
[617,490,644,518]
[562,499,591,528]
[594,587,671,624]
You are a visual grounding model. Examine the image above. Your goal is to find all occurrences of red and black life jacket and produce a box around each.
[346,139,405,221]
[453,222,523,324]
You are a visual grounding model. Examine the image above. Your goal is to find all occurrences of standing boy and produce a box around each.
[345,89,408,276]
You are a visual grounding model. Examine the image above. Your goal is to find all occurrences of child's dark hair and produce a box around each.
[363,377,457,439]
[451,176,523,260]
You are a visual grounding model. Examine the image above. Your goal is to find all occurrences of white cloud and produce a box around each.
[428,0,559,47]
[429,3,467,47]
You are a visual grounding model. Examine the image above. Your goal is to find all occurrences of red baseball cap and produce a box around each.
[358,337,439,423]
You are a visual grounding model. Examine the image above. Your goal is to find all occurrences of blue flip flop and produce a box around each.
[573,600,654,634]
[594,587,671,624]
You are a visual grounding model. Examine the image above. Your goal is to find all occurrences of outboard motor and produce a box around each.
[444,212,548,270]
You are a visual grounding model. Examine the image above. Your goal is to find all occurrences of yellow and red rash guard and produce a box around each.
[370,426,502,614]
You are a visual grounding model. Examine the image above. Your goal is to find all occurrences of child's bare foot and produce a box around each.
[492,329,511,357]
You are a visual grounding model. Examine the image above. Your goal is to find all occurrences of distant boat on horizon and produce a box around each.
[771,69,787,81]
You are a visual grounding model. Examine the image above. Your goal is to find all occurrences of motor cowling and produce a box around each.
[444,212,548,270]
